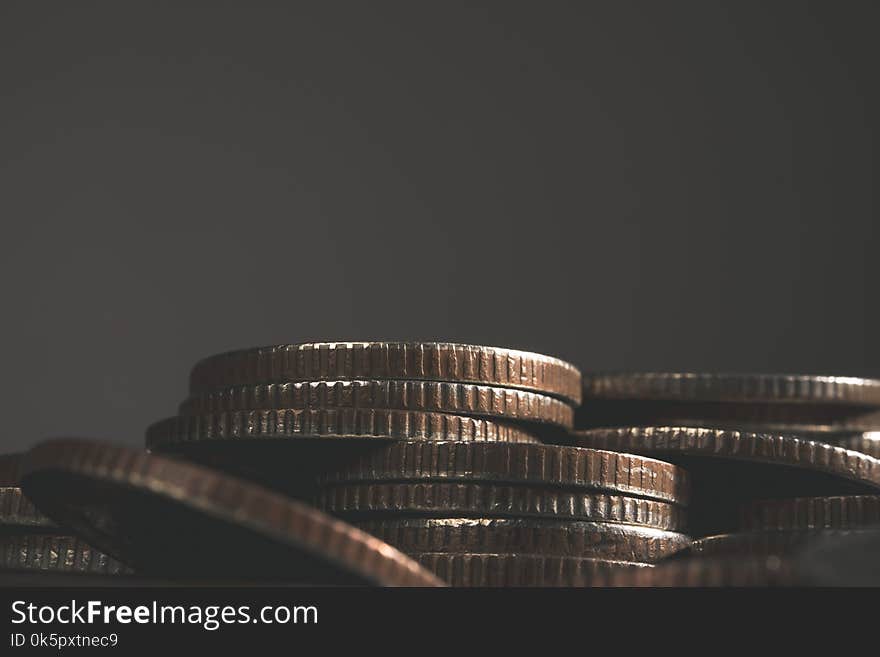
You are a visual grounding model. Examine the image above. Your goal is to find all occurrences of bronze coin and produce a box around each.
[179,380,574,428]
[582,372,880,406]
[600,556,796,587]
[689,529,876,557]
[319,483,686,530]
[146,408,540,450]
[189,342,583,405]
[739,495,880,531]
[573,427,880,494]
[0,533,128,575]
[354,518,691,562]
[411,552,650,587]
[20,439,444,586]
[319,441,690,506]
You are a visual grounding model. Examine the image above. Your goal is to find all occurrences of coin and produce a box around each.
[582,372,880,406]
[319,441,690,505]
[573,427,880,493]
[146,408,540,450]
[0,534,128,575]
[574,399,880,431]
[739,495,880,531]
[0,454,54,529]
[411,553,650,587]
[189,342,583,405]
[354,518,691,562]
[20,439,444,586]
[179,380,574,428]
[319,483,686,530]
[600,556,796,587]
[689,529,875,557]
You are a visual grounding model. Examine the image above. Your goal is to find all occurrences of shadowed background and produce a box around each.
[1,1,876,450]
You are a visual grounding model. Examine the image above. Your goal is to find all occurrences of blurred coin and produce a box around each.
[411,552,650,587]
[20,439,444,586]
[689,529,877,556]
[601,555,796,587]
[739,495,880,531]
[189,342,583,405]
[0,533,128,575]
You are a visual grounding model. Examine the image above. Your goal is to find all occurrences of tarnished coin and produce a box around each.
[689,529,876,557]
[0,534,128,575]
[600,556,796,587]
[354,518,691,562]
[739,495,880,531]
[573,427,880,493]
[834,431,880,458]
[411,553,650,587]
[20,439,444,586]
[319,441,690,506]
[179,380,574,428]
[319,483,686,530]
[146,408,540,450]
[582,372,880,406]
[189,342,583,405]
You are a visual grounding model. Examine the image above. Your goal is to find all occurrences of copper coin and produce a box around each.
[319,483,686,530]
[354,518,691,562]
[600,556,796,587]
[689,529,876,557]
[189,342,583,405]
[411,552,650,587]
[0,533,128,575]
[319,441,690,506]
[179,380,574,428]
[582,372,880,406]
[146,408,540,450]
[20,439,444,586]
[0,454,54,529]
[739,495,880,531]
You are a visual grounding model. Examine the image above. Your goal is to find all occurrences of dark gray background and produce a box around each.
[1,2,876,451]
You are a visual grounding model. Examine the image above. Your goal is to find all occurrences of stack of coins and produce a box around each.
[315,441,692,585]
[146,342,582,498]
[573,372,880,576]
[0,453,126,579]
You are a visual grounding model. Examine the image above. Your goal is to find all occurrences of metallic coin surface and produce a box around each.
[0,534,128,575]
[739,495,880,531]
[0,488,54,529]
[189,342,583,405]
[411,552,650,587]
[574,399,880,431]
[319,441,690,505]
[354,518,691,562]
[319,483,686,530]
[689,529,876,557]
[20,439,444,586]
[179,380,574,428]
[573,427,880,492]
[601,556,795,587]
[582,372,880,406]
[146,408,540,450]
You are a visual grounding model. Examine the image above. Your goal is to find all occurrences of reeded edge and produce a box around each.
[145,409,541,450]
[318,440,691,506]
[188,341,583,405]
[0,487,55,528]
[571,426,880,491]
[179,379,574,428]
[410,552,652,587]
[601,556,795,587]
[582,372,880,406]
[0,533,129,575]
[739,495,880,531]
[318,482,686,530]
[20,439,444,587]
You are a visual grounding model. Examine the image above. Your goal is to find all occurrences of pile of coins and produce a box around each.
[3,343,879,586]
